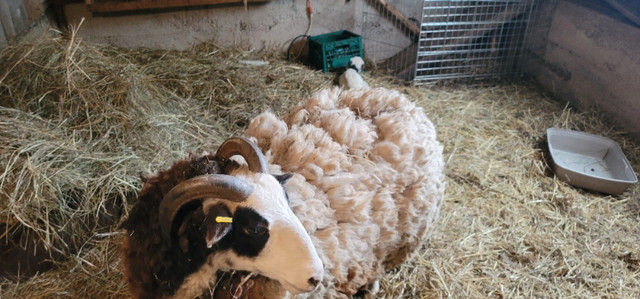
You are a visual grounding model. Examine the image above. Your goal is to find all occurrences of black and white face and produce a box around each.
[348,56,365,73]
[206,171,324,294]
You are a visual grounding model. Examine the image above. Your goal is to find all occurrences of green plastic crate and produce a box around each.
[309,30,363,73]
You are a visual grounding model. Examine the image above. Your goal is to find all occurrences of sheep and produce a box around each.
[241,85,445,298]
[120,137,324,299]
[121,84,444,298]
[338,56,369,90]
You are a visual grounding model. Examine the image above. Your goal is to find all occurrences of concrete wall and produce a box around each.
[524,0,640,141]
[64,0,418,54]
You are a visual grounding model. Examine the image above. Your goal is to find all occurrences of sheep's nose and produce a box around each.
[308,276,321,288]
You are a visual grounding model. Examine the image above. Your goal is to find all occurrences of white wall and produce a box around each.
[524,0,640,141]
[64,0,418,55]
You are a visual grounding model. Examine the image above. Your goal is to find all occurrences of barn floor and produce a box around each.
[0,31,639,298]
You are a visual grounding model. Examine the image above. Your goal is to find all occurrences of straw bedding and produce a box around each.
[0,30,638,298]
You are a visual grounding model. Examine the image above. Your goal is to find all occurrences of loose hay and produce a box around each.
[1,29,639,298]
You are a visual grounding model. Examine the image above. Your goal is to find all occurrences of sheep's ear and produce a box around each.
[273,173,293,185]
[203,203,233,248]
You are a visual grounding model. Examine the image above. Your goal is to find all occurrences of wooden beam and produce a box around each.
[373,0,420,38]
[85,0,270,13]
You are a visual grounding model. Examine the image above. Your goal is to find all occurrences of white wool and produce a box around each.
[284,174,333,233]
[338,87,413,117]
[290,88,340,121]
[244,86,444,298]
[317,108,376,156]
[338,69,369,90]
[263,123,349,181]
[244,112,288,151]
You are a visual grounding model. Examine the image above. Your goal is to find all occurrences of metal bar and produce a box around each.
[414,0,536,84]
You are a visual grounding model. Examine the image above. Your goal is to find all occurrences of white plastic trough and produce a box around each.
[546,128,637,195]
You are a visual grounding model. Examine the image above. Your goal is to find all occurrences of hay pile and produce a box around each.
[383,87,640,298]
[1,30,639,298]
[0,28,327,295]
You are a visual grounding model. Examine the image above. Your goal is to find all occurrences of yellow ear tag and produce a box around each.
[215,216,233,223]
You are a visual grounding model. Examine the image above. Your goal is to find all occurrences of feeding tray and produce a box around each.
[546,128,637,195]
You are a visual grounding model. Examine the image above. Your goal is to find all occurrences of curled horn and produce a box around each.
[159,174,254,243]
[216,137,269,174]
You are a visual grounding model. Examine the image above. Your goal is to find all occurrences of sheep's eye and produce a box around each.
[243,224,267,237]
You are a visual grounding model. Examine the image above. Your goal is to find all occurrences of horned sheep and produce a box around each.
[121,85,445,298]
[120,137,324,298]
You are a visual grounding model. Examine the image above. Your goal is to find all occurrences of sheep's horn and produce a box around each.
[159,174,254,243]
[216,137,269,174]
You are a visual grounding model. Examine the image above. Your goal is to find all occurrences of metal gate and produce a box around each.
[414,0,538,84]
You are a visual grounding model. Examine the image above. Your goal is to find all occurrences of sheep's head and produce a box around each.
[348,56,365,73]
[158,137,323,295]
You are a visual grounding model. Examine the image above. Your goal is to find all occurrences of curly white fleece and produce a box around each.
[244,86,445,298]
